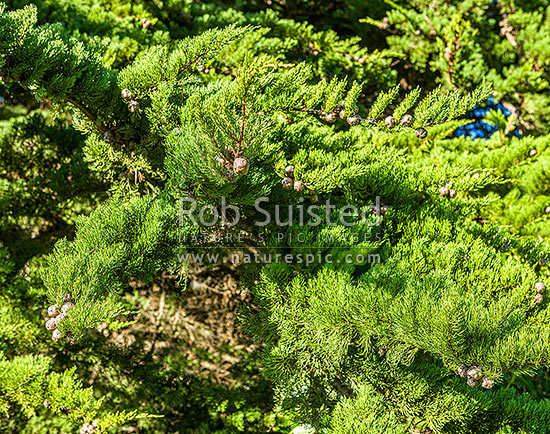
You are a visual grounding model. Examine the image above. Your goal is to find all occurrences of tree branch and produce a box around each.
[66,95,108,133]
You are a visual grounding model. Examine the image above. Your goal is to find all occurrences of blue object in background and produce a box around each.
[454,97,521,140]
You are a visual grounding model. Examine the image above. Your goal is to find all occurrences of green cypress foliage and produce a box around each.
[3,1,550,433]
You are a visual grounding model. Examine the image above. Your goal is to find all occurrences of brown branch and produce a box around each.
[424,15,437,38]
[238,71,257,155]
[179,49,210,98]
[66,95,108,133]
[239,101,246,152]
[144,49,210,97]
[179,49,210,76]
[499,15,520,51]
[221,122,241,146]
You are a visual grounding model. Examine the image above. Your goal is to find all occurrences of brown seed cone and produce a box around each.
[233,157,250,176]
[346,115,361,126]
[467,365,482,380]
[467,377,481,387]
[399,114,413,126]
[97,321,109,332]
[80,422,95,434]
[294,180,305,192]
[385,116,396,128]
[52,329,62,342]
[282,177,293,190]
[45,318,57,331]
[535,282,546,294]
[284,165,295,178]
[48,304,59,317]
[128,100,139,113]
[415,128,428,139]
[481,377,495,389]
[321,112,337,123]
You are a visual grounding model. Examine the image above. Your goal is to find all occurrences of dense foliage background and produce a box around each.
[2,0,550,433]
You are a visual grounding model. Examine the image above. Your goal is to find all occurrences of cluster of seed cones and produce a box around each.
[80,419,99,434]
[141,17,151,29]
[439,182,457,198]
[281,165,306,192]
[121,88,139,113]
[317,104,428,138]
[45,294,75,343]
[535,282,546,304]
[457,364,495,389]
[97,321,110,337]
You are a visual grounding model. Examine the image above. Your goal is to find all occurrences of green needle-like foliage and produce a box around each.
[2,1,550,433]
